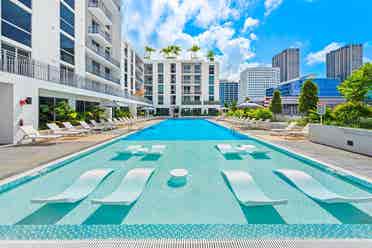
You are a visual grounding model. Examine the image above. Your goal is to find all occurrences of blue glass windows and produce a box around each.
[60,34,74,65]
[62,0,74,9]
[1,0,32,47]
[18,0,32,8]
[60,2,75,37]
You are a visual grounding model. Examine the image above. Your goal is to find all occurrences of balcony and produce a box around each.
[86,63,121,84]
[204,100,221,105]
[88,26,112,47]
[86,43,120,68]
[182,101,202,105]
[0,49,152,105]
[88,0,113,26]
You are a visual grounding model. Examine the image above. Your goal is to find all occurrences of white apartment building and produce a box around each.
[0,0,151,144]
[239,67,280,103]
[144,59,220,116]
[121,41,144,96]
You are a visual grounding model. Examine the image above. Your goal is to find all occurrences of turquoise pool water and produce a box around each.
[0,119,371,239]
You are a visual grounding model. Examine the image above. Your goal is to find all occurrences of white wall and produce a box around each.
[309,124,372,157]
[0,83,14,144]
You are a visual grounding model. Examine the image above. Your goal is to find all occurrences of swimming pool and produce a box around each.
[0,119,371,239]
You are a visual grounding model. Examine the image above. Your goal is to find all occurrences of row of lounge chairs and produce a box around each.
[223,169,372,206]
[31,166,372,208]
[19,116,157,144]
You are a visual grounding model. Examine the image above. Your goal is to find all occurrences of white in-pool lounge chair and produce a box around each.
[46,123,83,136]
[62,122,90,134]
[92,168,155,205]
[124,145,145,154]
[19,125,62,143]
[275,169,372,204]
[217,144,239,155]
[222,170,287,206]
[144,145,167,155]
[32,169,114,203]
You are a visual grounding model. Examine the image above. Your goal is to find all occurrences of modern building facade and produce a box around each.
[0,0,151,144]
[144,59,220,116]
[121,41,144,96]
[219,80,239,106]
[239,67,280,103]
[272,48,300,82]
[326,44,363,82]
[266,75,344,115]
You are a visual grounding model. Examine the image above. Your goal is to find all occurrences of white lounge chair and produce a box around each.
[89,120,111,130]
[222,170,287,206]
[92,168,155,205]
[124,145,145,154]
[217,144,239,155]
[62,122,90,134]
[144,145,167,155]
[19,125,62,143]
[46,123,82,136]
[32,169,114,203]
[79,121,104,131]
[275,169,372,204]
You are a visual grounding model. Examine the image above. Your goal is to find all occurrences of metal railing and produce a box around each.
[0,49,151,104]
[182,101,202,105]
[86,63,121,84]
[88,0,113,22]
[86,42,120,67]
[204,100,221,105]
[88,26,112,44]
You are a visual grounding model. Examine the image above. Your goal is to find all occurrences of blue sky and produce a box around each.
[122,0,372,80]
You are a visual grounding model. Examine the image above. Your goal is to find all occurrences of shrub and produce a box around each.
[333,102,371,127]
[251,108,273,120]
[298,80,319,115]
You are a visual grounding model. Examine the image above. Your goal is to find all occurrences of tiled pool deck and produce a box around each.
[216,120,372,181]
[0,120,161,181]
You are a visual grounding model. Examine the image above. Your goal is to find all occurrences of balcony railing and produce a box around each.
[182,101,202,105]
[88,26,112,44]
[86,63,121,84]
[88,0,113,22]
[204,100,221,105]
[86,42,120,67]
[0,49,151,104]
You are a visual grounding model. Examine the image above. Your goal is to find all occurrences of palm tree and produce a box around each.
[188,44,201,59]
[144,46,156,59]
[206,50,215,62]
[161,46,173,59]
[170,45,182,57]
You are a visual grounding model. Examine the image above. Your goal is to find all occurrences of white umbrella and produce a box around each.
[237,102,263,109]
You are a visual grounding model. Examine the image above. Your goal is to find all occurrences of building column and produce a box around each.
[129,103,137,117]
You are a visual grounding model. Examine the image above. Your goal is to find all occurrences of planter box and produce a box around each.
[309,124,372,156]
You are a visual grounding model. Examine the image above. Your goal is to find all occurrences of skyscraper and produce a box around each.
[219,80,239,106]
[326,44,363,82]
[272,48,300,82]
[239,67,280,102]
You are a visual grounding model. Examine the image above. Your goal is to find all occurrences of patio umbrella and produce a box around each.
[237,102,263,109]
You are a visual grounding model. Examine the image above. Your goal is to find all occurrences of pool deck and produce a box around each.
[0,120,161,182]
[215,120,372,181]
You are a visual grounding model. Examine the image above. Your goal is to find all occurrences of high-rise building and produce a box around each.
[219,80,239,106]
[272,48,300,82]
[144,59,220,116]
[0,0,150,144]
[239,67,280,103]
[121,41,144,96]
[326,44,363,82]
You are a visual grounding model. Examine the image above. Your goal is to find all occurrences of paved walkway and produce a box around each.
[216,120,372,180]
[0,120,161,181]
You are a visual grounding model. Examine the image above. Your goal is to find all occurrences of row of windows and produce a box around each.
[60,2,75,37]
[1,0,32,47]
[62,0,74,9]
[18,0,32,8]
[60,33,74,65]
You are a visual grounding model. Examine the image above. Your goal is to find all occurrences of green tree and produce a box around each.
[338,63,372,102]
[188,44,200,58]
[170,45,182,57]
[161,46,173,58]
[333,102,371,127]
[298,80,319,115]
[144,46,156,59]
[230,100,238,111]
[269,90,282,118]
[206,50,215,62]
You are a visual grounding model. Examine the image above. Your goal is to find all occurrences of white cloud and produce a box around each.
[264,0,283,16]
[242,17,260,32]
[306,42,343,65]
[249,33,258,40]
[364,57,372,64]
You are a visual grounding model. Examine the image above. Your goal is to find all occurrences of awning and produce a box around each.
[100,101,129,108]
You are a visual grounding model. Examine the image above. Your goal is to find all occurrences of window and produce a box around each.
[60,33,74,64]
[158,84,164,94]
[170,85,176,94]
[182,64,192,73]
[194,64,201,73]
[144,64,153,74]
[92,60,100,74]
[1,0,32,47]
[209,65,215,74]
[158,96,164,105]
[171,74,176,84]
[60,64,74,83]
[157,63,164,73]
[209,96,215,101]
[62,0,74,9]
[171,95,176,105]
[170,63,176,73]
[18,0,32,8]
[158,74,164,84]
[60,2,75,37]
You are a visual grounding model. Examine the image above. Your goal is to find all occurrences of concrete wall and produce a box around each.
[0,83,14,144]
[309,124,372,156]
